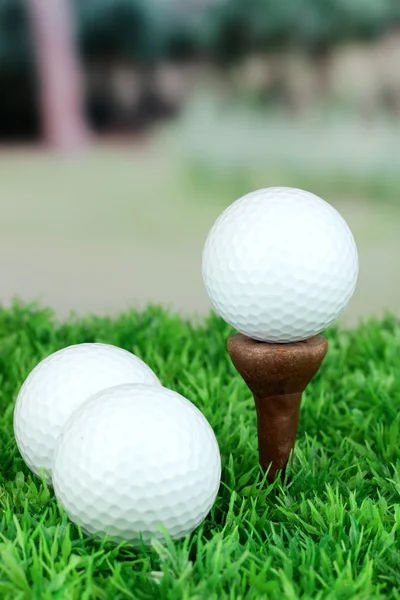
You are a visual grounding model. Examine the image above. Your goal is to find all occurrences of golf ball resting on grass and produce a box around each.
[14,343,161,483]
[53,383,221,546]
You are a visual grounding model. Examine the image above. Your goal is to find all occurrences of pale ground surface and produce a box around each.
[1,109,399,329]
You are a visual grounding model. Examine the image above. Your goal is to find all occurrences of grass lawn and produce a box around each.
[0,302,399,598]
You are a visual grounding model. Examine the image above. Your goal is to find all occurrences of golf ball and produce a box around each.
[53,383,221,546]
[14,343,161,483]
[202,187,358,342]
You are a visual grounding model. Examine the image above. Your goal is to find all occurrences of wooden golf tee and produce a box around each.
[227,334,328,483]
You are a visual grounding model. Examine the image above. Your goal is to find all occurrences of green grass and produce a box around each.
[186,162,400,208]
[1,301,400,599]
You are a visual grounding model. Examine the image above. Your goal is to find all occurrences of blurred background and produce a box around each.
[1,0,399,326]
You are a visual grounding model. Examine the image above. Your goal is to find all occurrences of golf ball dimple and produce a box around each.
[202,187,358,342]
[52,383,221,546]
[13,343,161,483]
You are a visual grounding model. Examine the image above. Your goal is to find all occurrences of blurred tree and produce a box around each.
[163,20,202,62]
[203,0,398,108]
[276,0,394,54]
[26,0,90,149]
[205,0,396,62]
[270,0,397,100]
[202,0,270,64]
[0,0,38,140]
[75,0,161,62]
[0,0,399,139]
[74,0,187,132]
[161,1,212,62]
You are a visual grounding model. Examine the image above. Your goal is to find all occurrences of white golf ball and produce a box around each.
[53,383,221,546]
[202,187,358,342]
[14,343,161,483]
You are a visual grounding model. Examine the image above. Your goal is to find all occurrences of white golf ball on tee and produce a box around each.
[53,383,221,546]
[13,343,161,483]
[202,187,358,342]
